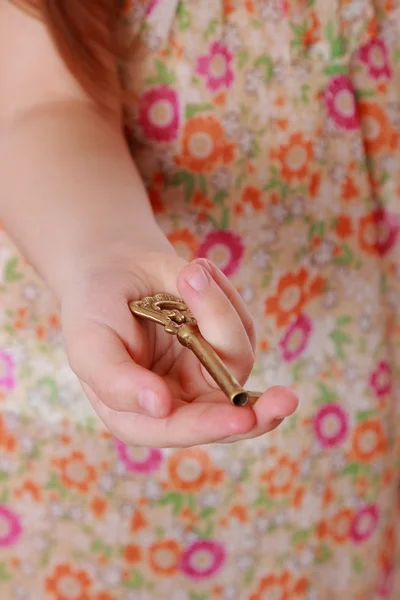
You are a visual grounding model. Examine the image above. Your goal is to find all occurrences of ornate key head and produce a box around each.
[129,293,197,334]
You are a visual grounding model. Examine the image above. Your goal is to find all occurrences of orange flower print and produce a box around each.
[250,571,291,600]
[148,187,164,213]
[341,175,359,201]
[167,228,198,261]
[335,214,353,238]
[250,571,308,600]
[90,497,107,519]
[261,455,299,497]
[271,132,313,182]
[352,419,387,462]
[242,186,263,211]
[192,190,213,210]
[45,563,92,600]
[309,171,321,198]
[0,415,17,453]
[168,448,212,492]
[148,539,181,576]
[358,101,390,154]
[329,508,354,543]
[302,11,320,47]
[358,211,379,254]
[55,451,97,492]
[124,544,142,564]
[178,116,235,172]
[266,268,324,327]
[223,0,235,16]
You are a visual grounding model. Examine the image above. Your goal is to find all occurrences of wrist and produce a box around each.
[47,225,175,302]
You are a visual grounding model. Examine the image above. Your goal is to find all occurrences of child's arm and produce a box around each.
[0,2,297,447]
[0,2,171,299]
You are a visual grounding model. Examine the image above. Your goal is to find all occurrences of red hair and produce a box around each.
[13,1,124,111]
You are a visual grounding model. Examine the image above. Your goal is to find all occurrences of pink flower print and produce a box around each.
[114,439,163,474]
[179,540,226,580]
[377,563,395,598]
[279,314,312,362]
[313,404,349,448]
[145,0,159,16]
[375,209,400,255]
[0,505,22,547]
[370,360,392,399]
[359,39,392,80]
[325,75,358,130]
[0,350,15,391]
[350,504,379,543]
[197,230,244,278]
[138,86,180,142]
[196,42,234,92]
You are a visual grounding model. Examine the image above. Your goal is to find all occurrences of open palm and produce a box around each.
[61,253,298,448]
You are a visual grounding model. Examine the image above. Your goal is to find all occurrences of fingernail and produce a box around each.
[138,389,161,417]
[186,265,209,292]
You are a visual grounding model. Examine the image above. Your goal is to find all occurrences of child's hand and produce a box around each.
[60,248,298,447]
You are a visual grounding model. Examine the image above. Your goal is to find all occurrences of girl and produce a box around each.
[0,1,399,598]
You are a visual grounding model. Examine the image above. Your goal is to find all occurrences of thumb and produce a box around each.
[65,316,173,418]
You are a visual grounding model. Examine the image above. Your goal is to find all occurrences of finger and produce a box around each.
[196,258,256,351]
[88,386,298,448]
[66,317,173,418]
[219,386,299,443]
[88,389,257,448]
[176,263,254,385]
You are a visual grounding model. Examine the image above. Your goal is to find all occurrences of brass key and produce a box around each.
[129,293,260,407]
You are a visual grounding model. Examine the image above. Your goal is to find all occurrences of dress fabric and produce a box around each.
[2,0,400,598]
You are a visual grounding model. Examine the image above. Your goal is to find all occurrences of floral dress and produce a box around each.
[2,0,400,598]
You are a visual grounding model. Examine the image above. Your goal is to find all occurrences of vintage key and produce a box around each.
[129,293,260,407]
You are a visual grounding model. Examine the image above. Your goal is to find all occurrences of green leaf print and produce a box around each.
[254,55,274,83]
[0,563,11,582]
[352,555,365,574]
[220,207,230,230]
[315,544,333,564]
[4,257,23,282]
[185,493,196,512]
[38,377,59,405]
[356,410,378,423]
[394,47,400,64]
[177,2,191,31]
[198,174,207,196]
[91,540,113,559]
[145,59,176,86]
[292,529,310,544]
[354,89,376,100]
[199,507,216,519]
[169,170,195,203]
[330,329,352,360]
[237,49,250,69]
[123,569,144,589]
[185,103,213,119]
[301,84,311,103]
[190,593,207,600]
[342,462,362,477]
[193,521,214,539]
[309,220,325,239]
[0,487,9,502]
[254,489,275,509]
[314,382,336,405]
[324,64,348,76]
[333,243,354,266]
[213,190,229,205]
[45,472,67,498]
[204,19,218,40]
[159,492,183,515]
[325,21,346,59]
